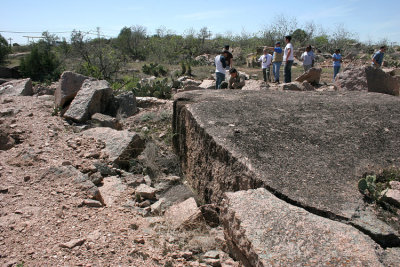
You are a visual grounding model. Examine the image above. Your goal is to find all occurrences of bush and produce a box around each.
[142,63,168,77]
[0,34,11,65]
[132,78,171,99]
[19,40,61,82]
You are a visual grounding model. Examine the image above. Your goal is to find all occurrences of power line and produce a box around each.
[0,30,71,34]
[0,29,114,38]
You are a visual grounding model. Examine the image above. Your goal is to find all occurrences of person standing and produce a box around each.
[283,36,294,83]
[300,45,314,72]
[271,41,283,83]
[258,48,273,82]
[332,49,343,81]
[372,46,386,68]
[215,50,228,89]
[224,45,233,70]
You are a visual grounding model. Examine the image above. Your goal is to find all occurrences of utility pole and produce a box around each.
[8,38,12,47]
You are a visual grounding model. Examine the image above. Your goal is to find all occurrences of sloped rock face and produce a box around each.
[63,80,113,123]
[82,127,145,168]
[221,188,383,267]
[280,81,314,91]
[164,197,205,230]
[241,80,267,91]
[0,78,32,96]
[54,71,89,108]
[295,67,322,85]
[365,66,400,96]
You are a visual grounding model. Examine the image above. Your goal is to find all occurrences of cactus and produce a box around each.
[358,178,368,193]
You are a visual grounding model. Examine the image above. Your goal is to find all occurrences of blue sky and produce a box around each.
[1,0,399,45]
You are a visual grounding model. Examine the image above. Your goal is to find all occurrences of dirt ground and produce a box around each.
[0,95,235,267]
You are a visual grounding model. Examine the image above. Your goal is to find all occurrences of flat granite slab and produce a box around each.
[221,188,383,266]
[173,90,400,247]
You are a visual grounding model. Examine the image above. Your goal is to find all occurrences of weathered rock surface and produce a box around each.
[365,66,400,96]
[335,66,367,91]
[199,80,215,89]
[91,113,122,130]
[0,78,32,96]
[221,188,383,267]
[295,67,322,84]
[107,91,138,118]
[63,80,113,123]
[54,71,89,108]
[280,81,314,91]
[98,176,127,206]
[173,90,400,247]
[82,127,145,168]
[164,197,205,229]
[241,80,267,91]
[135,184,157,200]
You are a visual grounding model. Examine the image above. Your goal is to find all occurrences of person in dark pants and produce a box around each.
[215,50,228,89]
[283,35,294,83]
[224,45,233,70]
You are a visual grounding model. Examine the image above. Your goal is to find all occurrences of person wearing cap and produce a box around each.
[215,50,229,89]
[283,35,294,83]
[258,48,273,82]
[228,68,245,89]
[266,41,283,83]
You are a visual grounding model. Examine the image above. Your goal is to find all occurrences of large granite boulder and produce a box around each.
[335,66,367,91]
[82,127,145,168]
[295,67,322,85]
[113,91,138,118]
[54,71,89,108]
[63,80,113,123]
[0,78,32,96]
[221,188,383,266]
[173,90,400,249]
[365,66,400,96]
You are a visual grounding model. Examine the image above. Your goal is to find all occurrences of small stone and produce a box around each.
[82,199,103,208]
[384,189,400,208]
[204,258,221,267]
[134,237,145,244]
[0,187,9,194]
[135,184,157,200]
[24,176,31,182]
[62,161,72,166]
[59,238,86,249]
[150,198,166,215]
[138,200,151,208]
[204,250,221,259]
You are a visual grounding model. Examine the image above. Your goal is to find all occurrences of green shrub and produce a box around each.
[142,63,168,77]
[0,34,11,65]
[19,40,61,82]
[132,78,171,99]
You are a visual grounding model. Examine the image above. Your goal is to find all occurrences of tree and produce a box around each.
[292,28,308,46]
[0,34,11,65]
[116,25,147,60]
[19,32,61,81]
[71,30,124,80]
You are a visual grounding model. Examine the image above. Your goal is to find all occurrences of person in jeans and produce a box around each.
[332,49,343,81]
[372,46,386,68]
[215,50,228,89]
[258,48,273,82]
[300,45,314,72]
[283,35,294,83]
[266,41,283,83]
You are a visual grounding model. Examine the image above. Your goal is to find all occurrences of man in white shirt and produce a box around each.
[215,50,229,89]
[258,48,273,82]
[283,35,294,83]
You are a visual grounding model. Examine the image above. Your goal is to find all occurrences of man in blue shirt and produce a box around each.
[332,49,342,81]
[372,46,386,68]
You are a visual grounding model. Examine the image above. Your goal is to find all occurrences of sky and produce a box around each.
[1,0,400,45]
